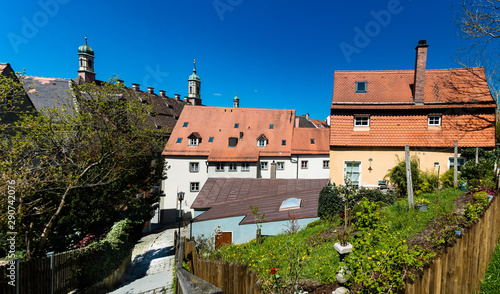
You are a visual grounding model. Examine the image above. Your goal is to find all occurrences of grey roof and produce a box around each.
[23,76,77,115]
[192,178,329,224]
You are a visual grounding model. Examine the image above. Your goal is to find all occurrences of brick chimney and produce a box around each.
[175,94,181,101]
[117,79,124,86]
[132,83,140,91]
[147,87,154,94]
[159,90,166,97]
[413,40,428,104]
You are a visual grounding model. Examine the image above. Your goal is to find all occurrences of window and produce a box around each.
[354,116,369,127]
[257,134,268,147]
[277,162,285,170]
[216,163,224,171]
[344,161,361,187]
[356,81,367,93]
[323,160,330,169]
[301,160,308,169]
[234,123,239,128]
[281,140,286,146]
[269,124,274,129]
[310,138,315,144]
[208,137,214,143]
[228,137,238,147]
[449,157,466,172]
[189,162,199,172]
[182,122,188,127]
[189,138,199,146]
[280,198,301,211]
[176,138,182,144]
[190,182,200,192]
[229,163,237,171]
[428,115,441,126]
[261,161,268,170]
[241,163,250,171]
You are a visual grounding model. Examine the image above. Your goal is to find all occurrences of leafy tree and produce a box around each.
[386,156,421,197]
[0,79,167,259]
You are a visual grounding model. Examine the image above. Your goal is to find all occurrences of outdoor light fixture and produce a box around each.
[177,191,185,242]
[368,158,373,171]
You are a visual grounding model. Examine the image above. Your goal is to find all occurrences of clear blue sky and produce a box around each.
[1,0,468,120]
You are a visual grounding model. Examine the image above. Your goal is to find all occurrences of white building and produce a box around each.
[159,105,330,223]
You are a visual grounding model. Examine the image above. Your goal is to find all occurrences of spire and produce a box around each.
[233,92,240,108]
[193,59,197,74]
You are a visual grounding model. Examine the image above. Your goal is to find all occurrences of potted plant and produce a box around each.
[334,229,353,261]
[414,197,430,211]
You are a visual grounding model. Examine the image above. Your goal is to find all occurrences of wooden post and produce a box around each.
[476,147,479,164]
[405,145,414,209]
[454,141,458,188]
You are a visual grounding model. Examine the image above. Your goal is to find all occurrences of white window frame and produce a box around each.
[216,163,224,172]
[428,115,442,126]
[189,162,199,173]
[261,161,268,170]
[277,162,285,170]
[323,160,330,169]
[189,138,199,146]
[229,163,237,172]
[448,157,466,172]
[354,116,370,127]
[257,139,267,147]
[301,160,308,169]
[344,161,361,187]
[190,182,200,192]
[241,163,250,172]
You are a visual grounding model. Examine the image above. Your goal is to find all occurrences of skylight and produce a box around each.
[279,198,302,211]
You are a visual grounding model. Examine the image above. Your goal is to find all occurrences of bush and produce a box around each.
[473,191,489,206]
[357,188,396,206]
[386,156,421,197]
[440,167,455,189]
[460,158,495,184]
[317,186,345,220]
[77,218,139,287]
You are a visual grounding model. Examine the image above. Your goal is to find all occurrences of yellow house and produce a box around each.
[329,40,496,187]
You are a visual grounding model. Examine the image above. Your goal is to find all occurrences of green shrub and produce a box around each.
[460,158,495,183]
[386,156,422,197]
[440,167,455,188]
[473,191,489,206]
[77,218,139,287]
[465,203,484,222]
[317,186,345,220]
[306,219,324,229]
[357,188,396,206]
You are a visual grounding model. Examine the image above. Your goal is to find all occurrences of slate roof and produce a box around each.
[23,76,77,115]
[163,106,330,161]
[192,178,329,224]
[330,67,497,148]
[0,63,8,75]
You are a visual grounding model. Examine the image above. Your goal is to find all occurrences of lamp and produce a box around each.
[177,191,185,241]
[368,158,373,172]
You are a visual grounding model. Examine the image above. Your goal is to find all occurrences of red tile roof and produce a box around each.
[292,128,329,154]
[330,67,496,148]
[163,106,329,160]
[192,178,329,224]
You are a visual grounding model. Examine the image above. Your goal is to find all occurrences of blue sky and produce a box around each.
[1,0,469,120]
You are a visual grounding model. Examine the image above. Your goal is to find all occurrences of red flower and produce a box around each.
[340,212,344,218]
[270,267,277,274]
[243,246,246,249]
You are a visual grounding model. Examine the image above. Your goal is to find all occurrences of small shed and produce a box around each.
[191,178,329,245]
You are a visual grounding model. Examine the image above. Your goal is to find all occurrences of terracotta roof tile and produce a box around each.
[292,128,329,154]
[192,178,329,224]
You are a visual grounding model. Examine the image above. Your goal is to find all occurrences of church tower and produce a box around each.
[188,59,201,105]
[77,37,95,83]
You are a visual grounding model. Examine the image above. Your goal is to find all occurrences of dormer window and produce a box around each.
[310,138,315,144]
[428,115,441,126]
[228,137,238,148]
[208,137,214,143]
[188,132,201,146]
[356,81,367,93]
[257,134,268,147]
[354,116,369,127]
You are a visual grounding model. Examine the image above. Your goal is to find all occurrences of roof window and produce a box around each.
[208,137,214,143]
[280,198,302,211]
[228,137,238,148]
[176,138,182,144]
[234,123,239,128]
[257,134,268,147]
[356,81,367,93]
[269,124,274,129]
[310,138,315,144]
[182,122,189,127]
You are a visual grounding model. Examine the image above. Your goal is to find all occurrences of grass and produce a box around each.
[206,188,464,291]
[481,234,500,293]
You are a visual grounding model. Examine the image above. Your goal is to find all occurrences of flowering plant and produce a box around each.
[74,233,95,248]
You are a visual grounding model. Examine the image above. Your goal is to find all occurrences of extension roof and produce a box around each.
[192,178,329,224]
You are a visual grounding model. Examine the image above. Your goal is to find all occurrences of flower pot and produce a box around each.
[415,203,428,211]
[334,287,350,294]
[334,242,353,254]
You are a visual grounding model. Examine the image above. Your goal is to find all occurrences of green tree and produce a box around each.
[0,79,167,259]
[386,156,421,197]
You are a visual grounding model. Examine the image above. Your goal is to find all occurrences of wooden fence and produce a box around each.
[0,249,80,294]
[182,237,261,294]
[406,194,500,294]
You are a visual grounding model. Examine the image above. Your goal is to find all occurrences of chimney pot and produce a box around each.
[175,94,181,101]
[132,83,140,91]
[148,87,154,94]
[159,90,166,97]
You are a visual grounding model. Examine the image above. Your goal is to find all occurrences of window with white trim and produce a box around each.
[344,161,361,187]
[258,139,267,147]
[428,115,441,126]
[261,161,268,170]
[189,138,199,146]
[301,160,308,169]
[241,163,250,171]
[277,162,285,170]
[354,116,369,127]
[229,163,237,171]
[189,162,199,172]
[356,81,367,93]
[216,163,224,171]
[190,182,200,192]
[448,157,466,172]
